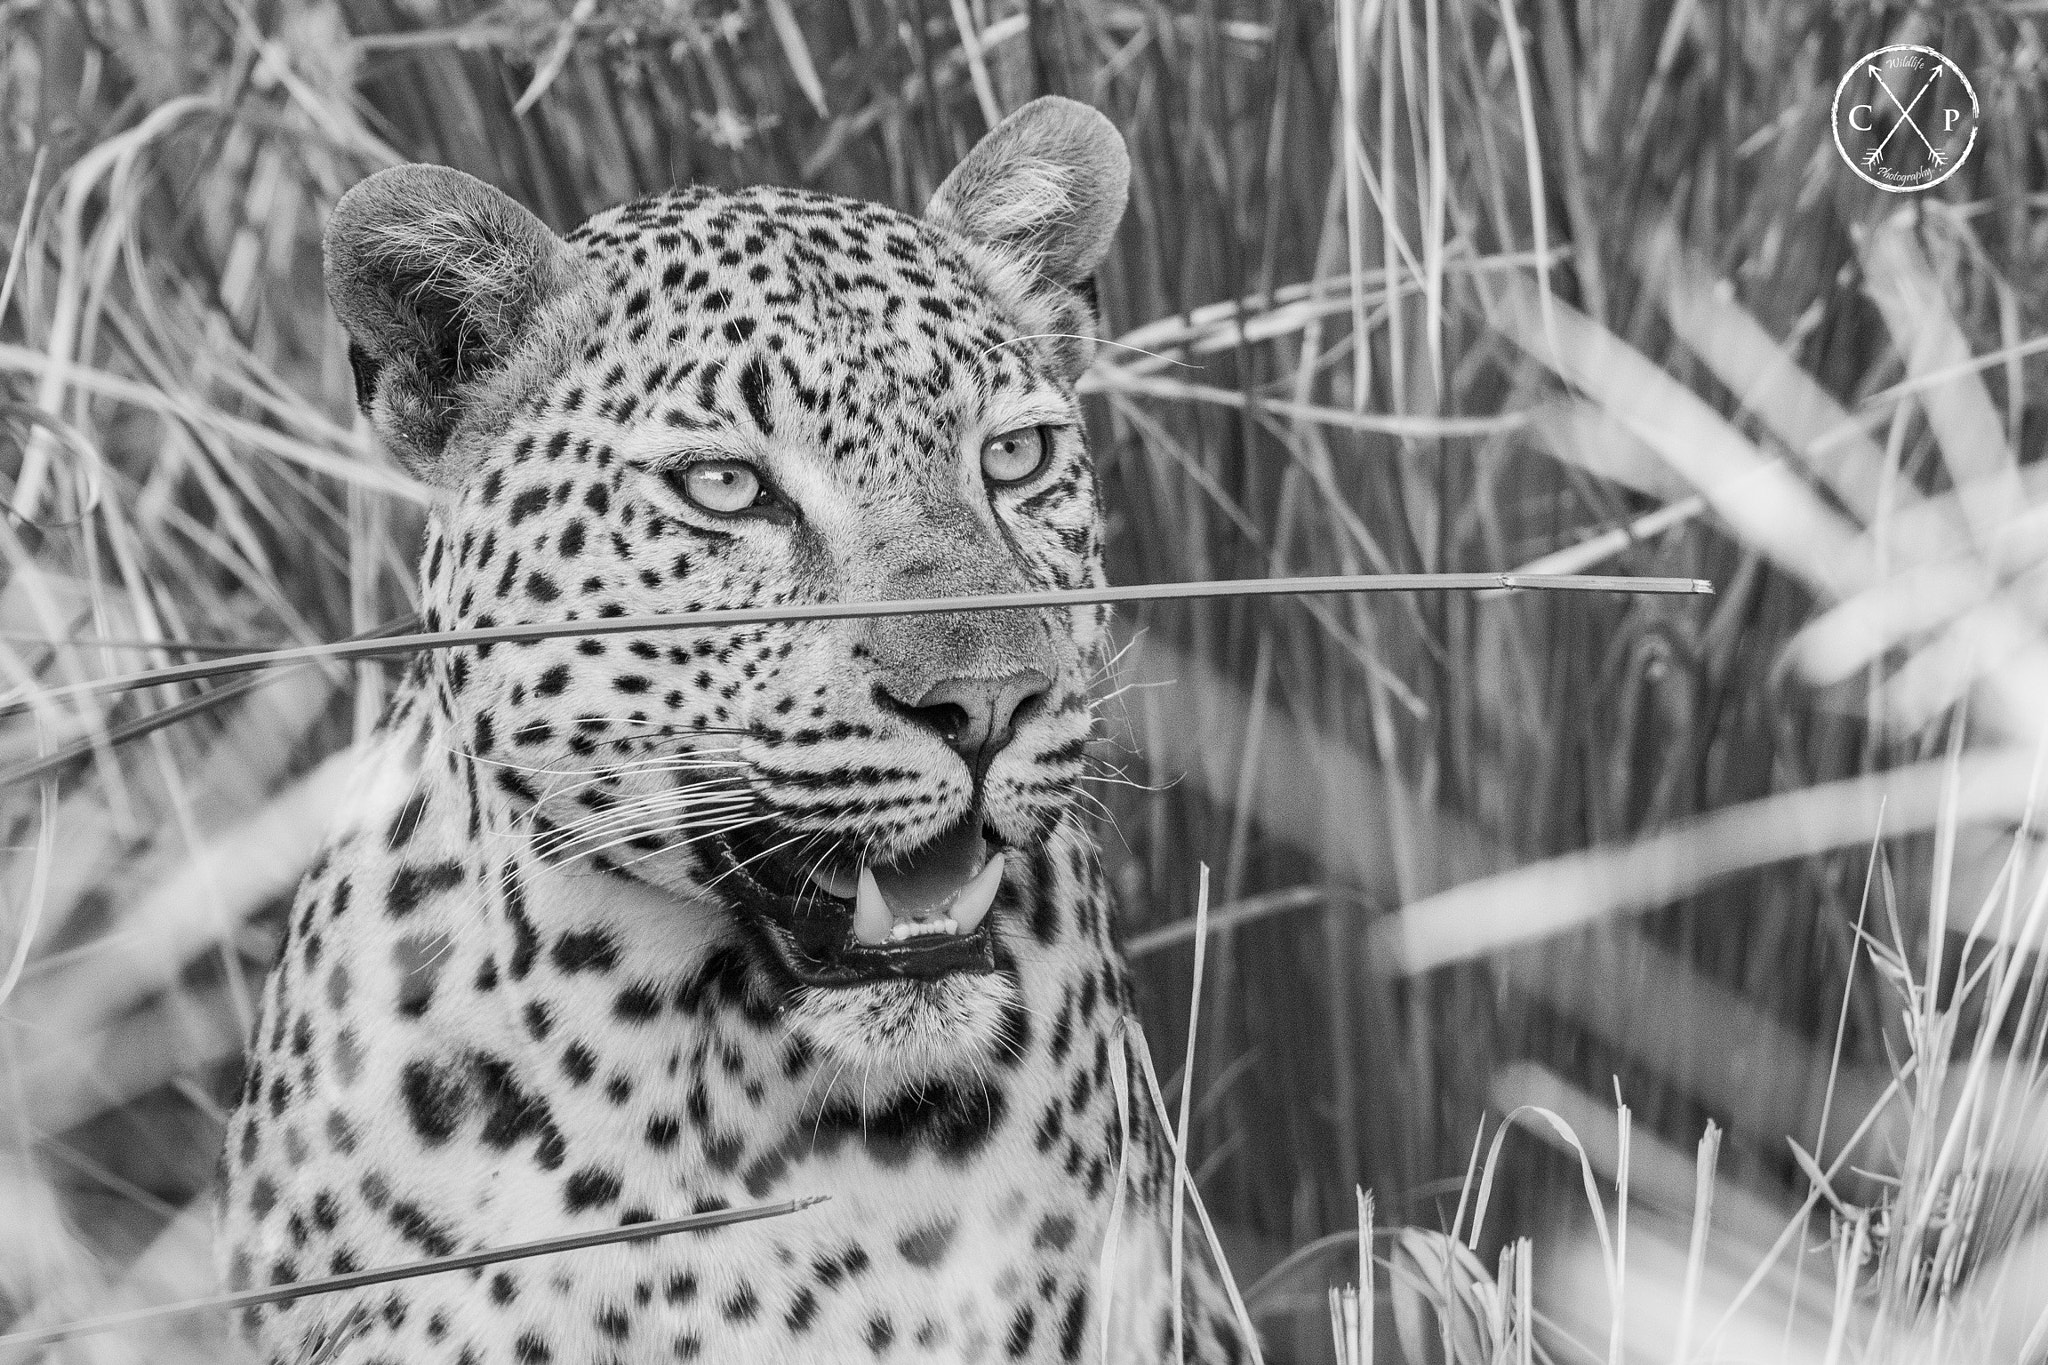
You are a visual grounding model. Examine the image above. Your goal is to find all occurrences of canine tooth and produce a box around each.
[853,867,893,945]
[948,852,1006,936]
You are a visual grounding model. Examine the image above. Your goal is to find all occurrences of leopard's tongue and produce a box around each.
[836,822,1002,946]
[874,820,986,913]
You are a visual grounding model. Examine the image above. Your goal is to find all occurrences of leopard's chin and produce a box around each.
[786,966,1026,1094]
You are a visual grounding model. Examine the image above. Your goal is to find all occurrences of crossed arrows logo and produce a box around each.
[1831,45,1979,193]
[1867,63,1937,162]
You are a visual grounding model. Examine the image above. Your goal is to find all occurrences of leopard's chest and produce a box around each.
[393,1138,1120,1365]
[260,955,1141,1365]
[218,708,1179,1364]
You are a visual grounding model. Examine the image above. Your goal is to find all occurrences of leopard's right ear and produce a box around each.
[926,97,1130,292]
[925,97,1129,379]
[325,165,582,479]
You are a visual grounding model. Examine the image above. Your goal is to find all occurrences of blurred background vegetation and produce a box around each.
[5,0,2048,1359]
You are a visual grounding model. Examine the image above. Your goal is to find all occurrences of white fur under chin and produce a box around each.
[787,971,1019,1097]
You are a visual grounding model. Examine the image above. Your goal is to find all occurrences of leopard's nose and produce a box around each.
[879,670,1052,773]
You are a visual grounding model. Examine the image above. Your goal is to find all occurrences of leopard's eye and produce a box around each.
[668,460,765,515]
[980,426,1051,486]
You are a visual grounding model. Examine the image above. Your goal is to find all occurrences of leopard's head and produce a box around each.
[327,98,1129,1084]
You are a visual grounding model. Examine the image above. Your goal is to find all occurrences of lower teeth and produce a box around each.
[887,917,958,942]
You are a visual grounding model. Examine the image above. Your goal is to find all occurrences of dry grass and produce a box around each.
[5,0,2048,1360]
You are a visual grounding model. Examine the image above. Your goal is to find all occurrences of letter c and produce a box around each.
[1850,104,1873,130]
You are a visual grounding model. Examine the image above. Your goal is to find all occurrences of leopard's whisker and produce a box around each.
[804,1054,857,1149]
[1073,769,1165,795]
[787,834,847,917]
[528,769,746,816]
[562,811,769,866]
[465,749,752,812]
[543,780,758,833]
[555,782,756,818]
[1084,632,1144,685]
[695,826,819,895]
[550,796,761,859]
[556,792,757,824]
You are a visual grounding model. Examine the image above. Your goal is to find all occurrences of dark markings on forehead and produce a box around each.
[538,185,1067,480]
[575,188,1026,351]
[736,357,773,437]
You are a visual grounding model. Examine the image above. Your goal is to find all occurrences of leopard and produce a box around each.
[217,97,1254,1364]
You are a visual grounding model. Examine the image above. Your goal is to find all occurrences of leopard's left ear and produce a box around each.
[326,164,584,482]
[926,96,1130,295]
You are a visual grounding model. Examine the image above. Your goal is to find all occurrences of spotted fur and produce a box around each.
[219,98,1250,1364]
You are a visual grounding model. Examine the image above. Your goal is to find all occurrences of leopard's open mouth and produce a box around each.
[710,816,1006,986]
